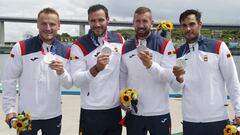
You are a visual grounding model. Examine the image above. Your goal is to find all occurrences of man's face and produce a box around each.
[88,9,109,37]
[133,12,153,39]
[180,14,202,43]
[37,13,60,44]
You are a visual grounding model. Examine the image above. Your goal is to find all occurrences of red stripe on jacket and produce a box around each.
[160,39,169,54]
[74,41,88,56]
[19,40,26,55]
[216,40,222,55]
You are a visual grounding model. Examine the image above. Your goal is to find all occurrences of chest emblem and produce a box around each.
[226,53,232,58]
[114,47,118,53]
[30,57,39,61]
[203,55,208,62]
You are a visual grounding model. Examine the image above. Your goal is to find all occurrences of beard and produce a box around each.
[136,28,151,39]
[185,32,199,43]
[39,33,55,44]
[91,26,107,37]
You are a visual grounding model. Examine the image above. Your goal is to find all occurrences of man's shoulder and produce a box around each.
[73,35,91,46]
[149,32,169,46]
[77,35,89,42]
[122,38,135,55]
[107,31,124,43]
[201,37,219,45]
[18,36,42,55]
[199,37,223,54]
[73,35,97,56]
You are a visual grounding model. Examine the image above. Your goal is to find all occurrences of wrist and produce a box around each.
[176,76,184,83]
[94,65,100,73]
[57,70,64,75]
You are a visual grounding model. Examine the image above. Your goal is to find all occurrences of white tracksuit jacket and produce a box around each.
[70,31,124,110]
[176,36,240,122]
[1,36,72,120]
[120,32,183,116]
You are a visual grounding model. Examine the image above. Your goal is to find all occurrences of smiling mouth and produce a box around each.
[138,30,146,34]
[45,33,53,35]
[185,32,193,36]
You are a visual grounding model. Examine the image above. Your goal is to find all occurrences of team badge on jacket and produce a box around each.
[167,50,176,55]
[114,47,118,53]
[10,53,15,58]
[203,55,208,62]
[227,53,232,58]
[70,56,79,60]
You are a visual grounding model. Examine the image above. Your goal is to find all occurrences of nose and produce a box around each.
[47,24,51,30]
[137,22,145,29]
[46,24,51,30]
[186,25,191,31]
[93,21,101,27]
[140,21,146,27]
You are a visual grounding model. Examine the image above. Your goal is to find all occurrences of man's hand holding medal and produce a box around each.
[43,46,65,75]
[173,58,186,83]
[137,39,153,69]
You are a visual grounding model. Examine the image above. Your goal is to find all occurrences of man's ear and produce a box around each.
[151,20,154,28]
[199,21,202,29]
[37,21,40,29]
[107,17,110,24]
[58,20,60,30]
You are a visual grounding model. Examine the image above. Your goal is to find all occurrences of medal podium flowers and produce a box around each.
[119,88,138,126]
[120,88,138,113]
[9,111,32,135]
[224,124,240,135]
[156,20,174,39]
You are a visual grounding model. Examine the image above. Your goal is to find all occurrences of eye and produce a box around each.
[189,22,196,27]
[98,18,105,22]
[181,24,187,28]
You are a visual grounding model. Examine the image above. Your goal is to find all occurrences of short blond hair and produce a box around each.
[37,7,59,19]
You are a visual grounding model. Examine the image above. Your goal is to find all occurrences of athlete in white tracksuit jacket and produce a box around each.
[2,8,72,135]
[120,7,183,135]
[174,9,240,135]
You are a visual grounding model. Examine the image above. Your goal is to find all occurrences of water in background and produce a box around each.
[0,54,240,94]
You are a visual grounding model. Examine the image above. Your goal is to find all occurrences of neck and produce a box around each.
[187,40,197,44]
[92,30,107,38]
[40,37,54,45]
[137,31,151,40]
[187,35,200,44]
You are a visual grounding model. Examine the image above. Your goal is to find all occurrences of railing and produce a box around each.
[1,16,240,46]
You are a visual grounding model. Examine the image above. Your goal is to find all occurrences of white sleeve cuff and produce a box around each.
[5,108,16,115]
[59,69,67,79]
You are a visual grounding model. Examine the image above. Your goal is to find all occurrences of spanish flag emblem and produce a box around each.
[70,56,79,60]
[10,54,15,58]
[114,47,118,53]
[226,53,232,58]
[203,55,208,62]
[167,50,176,55]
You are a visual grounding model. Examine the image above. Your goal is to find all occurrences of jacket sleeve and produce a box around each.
[58,59,73,89]
[219,42,240,117]
[1,43,22,114]
[147,40,184,90]
[159,40,176,68]
[119,56,128,91]
[147,40,177,83]
[70,44,94,88]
